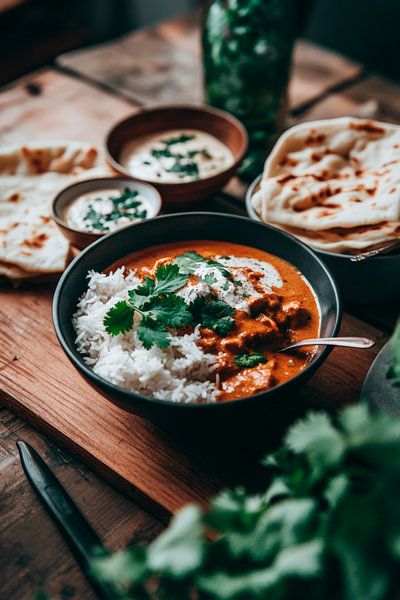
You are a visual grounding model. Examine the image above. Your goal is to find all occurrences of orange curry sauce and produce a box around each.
[109,241,320,402]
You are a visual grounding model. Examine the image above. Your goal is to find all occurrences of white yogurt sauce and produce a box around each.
[67,188,150,233]
[176,256,282,314]
[120,129,234,183]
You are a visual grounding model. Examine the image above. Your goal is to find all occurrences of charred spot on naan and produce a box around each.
[20,232,49,249]
[7,193,21,203]
[349,120,385,135]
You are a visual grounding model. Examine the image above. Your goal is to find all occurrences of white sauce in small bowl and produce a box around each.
[67,188,151,233]
[120,129,234,183]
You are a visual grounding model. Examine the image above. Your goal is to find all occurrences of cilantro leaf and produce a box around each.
[137,317,170,350]
[152,264,189,295]
[201,273,217,286]
[103,301,134,336]
[174,251,232,279]
[235,352,266,368]
[190,297,235,336]
[134,276,155,297]
[146,295,192,328]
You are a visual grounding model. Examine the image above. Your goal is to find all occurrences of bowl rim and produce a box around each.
[246,174,400,262]
[105,103,249,188]
[52,175,162,238]
[52,211,342,411]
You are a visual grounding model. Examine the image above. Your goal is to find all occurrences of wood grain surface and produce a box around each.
[57,13,362,111]
[0,408,162,600]
[1,10,399,600]
[0,65,389,519]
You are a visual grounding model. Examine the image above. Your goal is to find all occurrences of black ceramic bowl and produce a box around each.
[246,175,400,303]
[53,213,341,432]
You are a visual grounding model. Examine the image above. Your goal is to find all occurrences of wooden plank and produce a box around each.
[57,14,361,110]
[0,68,391,522]
[0,280,386,517]
[0,69,138,146]
[0,408,162,600]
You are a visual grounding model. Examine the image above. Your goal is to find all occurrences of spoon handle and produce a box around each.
[280,337,375,352]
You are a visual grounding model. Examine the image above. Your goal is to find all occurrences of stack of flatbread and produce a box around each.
[0,140,109,282]
[252,117,400,254]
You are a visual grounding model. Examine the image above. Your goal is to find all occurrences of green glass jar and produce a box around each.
[202,0,298,180]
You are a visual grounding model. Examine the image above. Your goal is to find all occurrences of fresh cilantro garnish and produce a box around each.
[103,264,191,348]
[150,264,189,295]
[201,273,217,286]
[145,295,192,329]
[190,297,235,336]
[174,251,232,280]
[82,188,147,232]
[137,317,171,350]
[235,352,266,368]
[103,301,134,336]
[166,161,199,178]
[162,133,195,145]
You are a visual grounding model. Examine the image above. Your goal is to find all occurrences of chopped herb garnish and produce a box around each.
[166,161,199,178]
[82,188,147,232]
[174,251,232,280]
[162,133,195,146]
[235,352,266,368]
[201,273,217,286]
[190,297,235,336]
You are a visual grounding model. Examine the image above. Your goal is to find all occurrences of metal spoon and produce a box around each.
[350,239,400,262]
[279,336,375,352]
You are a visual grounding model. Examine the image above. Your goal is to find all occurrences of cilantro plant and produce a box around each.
[89,403,400,600]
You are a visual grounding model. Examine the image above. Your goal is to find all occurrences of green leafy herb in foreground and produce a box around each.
[388,319,400,382]
[235,352,266,368]
[89,403,400,600]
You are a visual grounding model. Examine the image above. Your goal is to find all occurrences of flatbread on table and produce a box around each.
[252,117,400,253]
[0,140,109,282]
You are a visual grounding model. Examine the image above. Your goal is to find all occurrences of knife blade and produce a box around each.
[17,440,117,600]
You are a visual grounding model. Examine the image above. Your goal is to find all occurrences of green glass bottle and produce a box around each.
[202,0,298,180]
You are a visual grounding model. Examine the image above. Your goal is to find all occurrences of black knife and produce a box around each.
[17,440,117,600]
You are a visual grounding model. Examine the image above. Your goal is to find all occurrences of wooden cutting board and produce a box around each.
[0,53,388,521]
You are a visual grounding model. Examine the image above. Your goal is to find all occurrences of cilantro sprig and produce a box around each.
[235,352,266,368]
[103,264,191,348]
[103,258,236,347]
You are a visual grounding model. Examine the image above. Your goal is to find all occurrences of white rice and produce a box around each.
[73,267,219,403]
[73,255,282,404]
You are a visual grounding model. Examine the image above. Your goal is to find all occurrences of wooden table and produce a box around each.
[0,12,399,600]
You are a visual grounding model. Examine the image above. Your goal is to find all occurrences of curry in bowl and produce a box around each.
[73,240,320,403]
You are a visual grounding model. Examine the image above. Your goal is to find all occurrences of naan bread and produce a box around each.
[252,117,400,253]
[0,140,108,281]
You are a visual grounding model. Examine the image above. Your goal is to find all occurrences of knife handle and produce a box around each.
[17,441,117,600]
